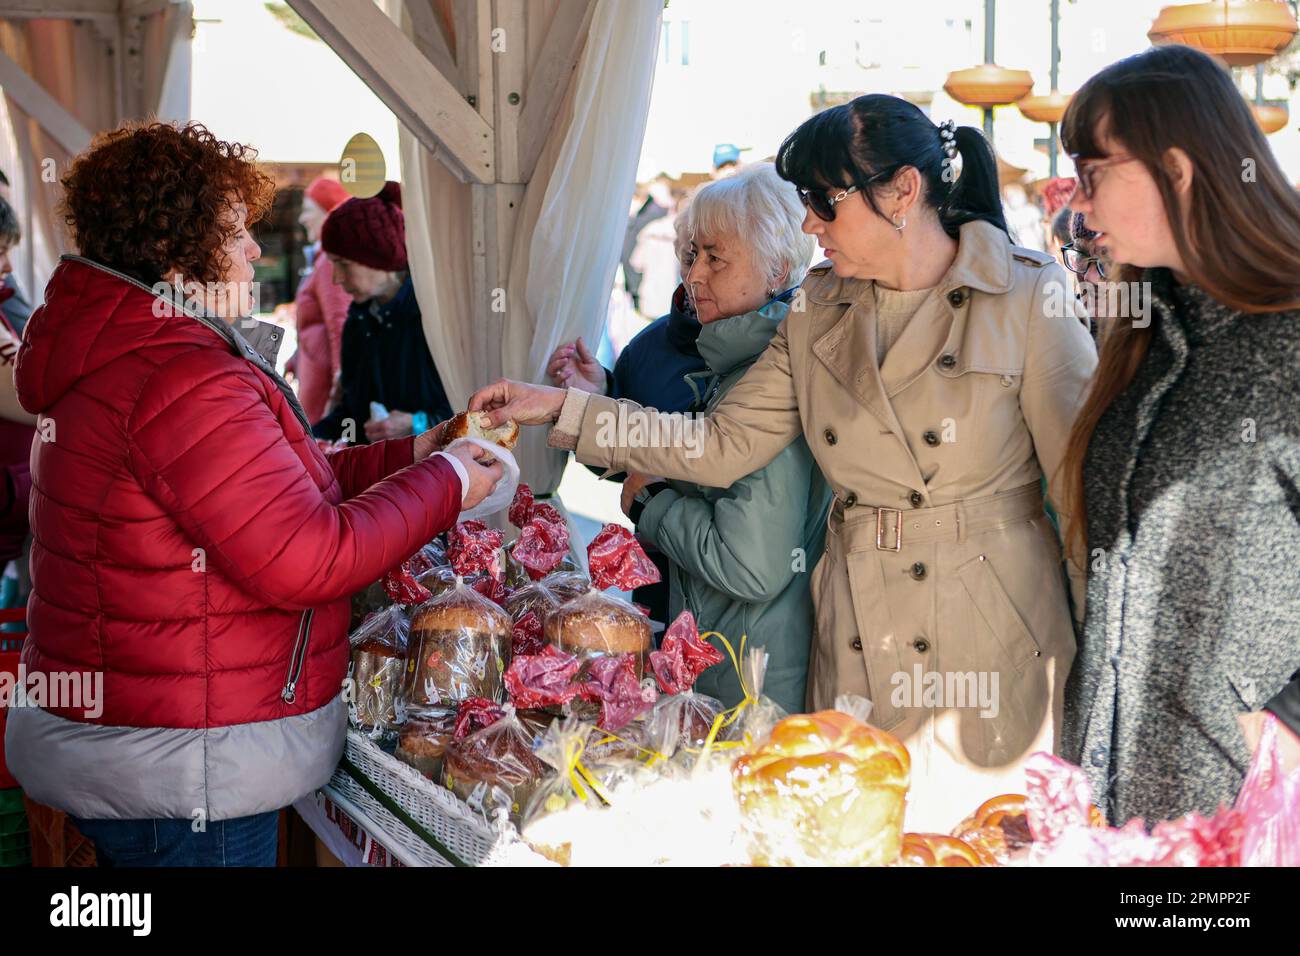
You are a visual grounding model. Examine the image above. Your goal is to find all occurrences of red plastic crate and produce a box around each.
[0,606,28,790]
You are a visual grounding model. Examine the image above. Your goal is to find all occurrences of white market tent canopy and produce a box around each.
[0,0,664,497]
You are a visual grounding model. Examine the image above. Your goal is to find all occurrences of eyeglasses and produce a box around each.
[797,184,860,222]
[797,167,895,222]
[1070,153,1139,199]
[1061,241,1106,279]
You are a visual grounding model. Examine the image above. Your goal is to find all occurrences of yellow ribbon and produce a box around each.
[690,632,759,761]
[560,734,612,806]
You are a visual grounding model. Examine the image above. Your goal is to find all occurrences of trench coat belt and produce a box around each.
[830,481,1047,553]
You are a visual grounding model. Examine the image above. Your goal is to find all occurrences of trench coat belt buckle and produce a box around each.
[876,507,903,552]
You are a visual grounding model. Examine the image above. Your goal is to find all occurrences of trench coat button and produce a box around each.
[912,637,930,653]
[851,638,863,651]
[923,429,940,447]
[910,561,927,580]
[1090,747,1108,768]
[824,428,837,446]
[947,288,966,307]
[908,490,924,508]
[843,492,858,508]
[938,353,957,370]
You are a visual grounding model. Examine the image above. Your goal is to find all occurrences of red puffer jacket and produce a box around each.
[4,256,461,822]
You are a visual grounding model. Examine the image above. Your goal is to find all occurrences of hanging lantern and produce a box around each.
[944,63,1035,107]
[1251,101,1290,132]
[1149,1,1298,67]
[1017,90,1073,123]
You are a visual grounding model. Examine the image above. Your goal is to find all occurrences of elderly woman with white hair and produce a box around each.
[576,162,830,712]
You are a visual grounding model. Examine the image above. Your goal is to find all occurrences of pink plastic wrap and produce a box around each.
[508,484,536,528]
[578,653,658,731]
[513,515,570,581]
[504,645,582,710]
[1024,752,1248,867]
[454,696,506,739]
[649,611,725,695]
[532,502,564,526]
[1233,712,1300,866]
[448,520,505,576]
[382,559,432,606]
[587,523,661,591]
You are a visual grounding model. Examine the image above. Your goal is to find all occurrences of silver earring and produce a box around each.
[893,213,907,233]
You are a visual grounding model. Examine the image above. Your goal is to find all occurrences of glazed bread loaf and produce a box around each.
[732,710,911,866]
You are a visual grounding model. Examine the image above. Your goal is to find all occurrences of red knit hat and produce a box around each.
[305,176,349,213]
[320,181,407,271]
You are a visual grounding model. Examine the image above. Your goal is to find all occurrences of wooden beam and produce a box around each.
[401,0,457,89]
[0,0,117,18]
[491,0,525,183]
[516,0,594,182]
[287,0,494,184]
[122,0,178,18]
[0,48,93,155]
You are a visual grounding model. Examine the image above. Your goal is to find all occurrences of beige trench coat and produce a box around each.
[554,220,1098,830]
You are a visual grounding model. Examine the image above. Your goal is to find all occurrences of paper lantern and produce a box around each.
[944,63,1035,107]
[1251,101,1290,132]
[1149,1,1298,67]
[1017,90,1073,124]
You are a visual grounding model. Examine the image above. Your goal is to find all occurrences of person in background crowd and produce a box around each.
[620,180,668,312]
[1050,206,1074,263]
[6,121,501,866]
[285,176,352,422]
[0,170,32,336]
[1003,181,1046,253]
[628,184,687,319]
[473,96,1099,831]
[0,195,35,616]
[1060,44,1300,824]
[547,210,709,625]
[1059,210,1108,339]
[712,143,743,179]
[311,181,453,444]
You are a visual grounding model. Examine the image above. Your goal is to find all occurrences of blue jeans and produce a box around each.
[71,810,280,867]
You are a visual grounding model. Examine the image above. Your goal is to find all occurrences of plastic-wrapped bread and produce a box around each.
[404,577,510,711]
[395,709,457,780]
[441,704,549,824]
[347,605,409,738]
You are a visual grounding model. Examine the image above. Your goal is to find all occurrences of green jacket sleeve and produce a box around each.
[637,439,814,605]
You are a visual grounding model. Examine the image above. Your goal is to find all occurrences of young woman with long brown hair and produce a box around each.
[1059,44,1300,825]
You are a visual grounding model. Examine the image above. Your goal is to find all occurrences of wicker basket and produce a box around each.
[325,730,553,867]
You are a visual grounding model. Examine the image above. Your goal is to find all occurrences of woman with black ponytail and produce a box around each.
[468,95,1098,829]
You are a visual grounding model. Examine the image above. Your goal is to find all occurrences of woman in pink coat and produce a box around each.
[287,177,352,423]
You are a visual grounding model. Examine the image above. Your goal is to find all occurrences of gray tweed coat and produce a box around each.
[1063,270,1300,825]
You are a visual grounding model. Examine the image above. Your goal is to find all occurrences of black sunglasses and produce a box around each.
[1061,241,1106,279]
[797,167,896,222]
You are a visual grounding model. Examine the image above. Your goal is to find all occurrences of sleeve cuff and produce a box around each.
[635,487,681,540]
[432,451,469,504]
[547,388,590,452]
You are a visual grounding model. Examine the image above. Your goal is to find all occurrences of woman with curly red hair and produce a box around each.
[5,122,502,866]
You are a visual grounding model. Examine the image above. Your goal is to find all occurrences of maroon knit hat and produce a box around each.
[320,181,407,271]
